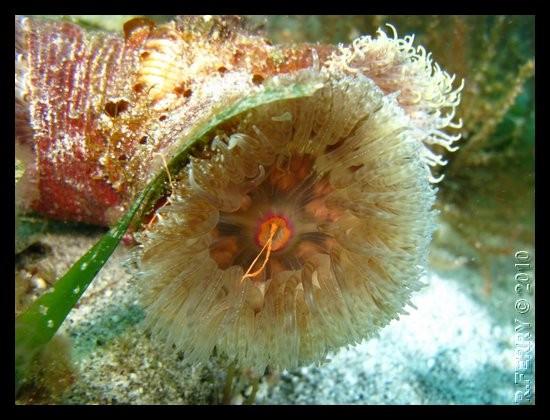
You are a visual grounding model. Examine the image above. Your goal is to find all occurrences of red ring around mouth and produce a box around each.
[255,212,293,252]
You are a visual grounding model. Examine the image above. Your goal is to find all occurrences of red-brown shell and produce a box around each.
[15,16,335,226]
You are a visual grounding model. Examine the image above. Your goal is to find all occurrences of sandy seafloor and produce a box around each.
[15,223,535,405]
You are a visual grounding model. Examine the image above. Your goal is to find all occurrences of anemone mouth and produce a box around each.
[254,213,293,252]
[209,153,341,279]
[135,70,437,373]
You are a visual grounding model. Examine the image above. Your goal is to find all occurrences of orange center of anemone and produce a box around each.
[256,215,292,251]
[239,215,293,282]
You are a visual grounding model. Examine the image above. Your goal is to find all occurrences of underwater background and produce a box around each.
[15,15,534,405]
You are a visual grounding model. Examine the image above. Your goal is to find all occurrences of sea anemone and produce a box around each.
[134,26,462,373]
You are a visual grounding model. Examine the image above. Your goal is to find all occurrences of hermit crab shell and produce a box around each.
[14,16,329,225]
